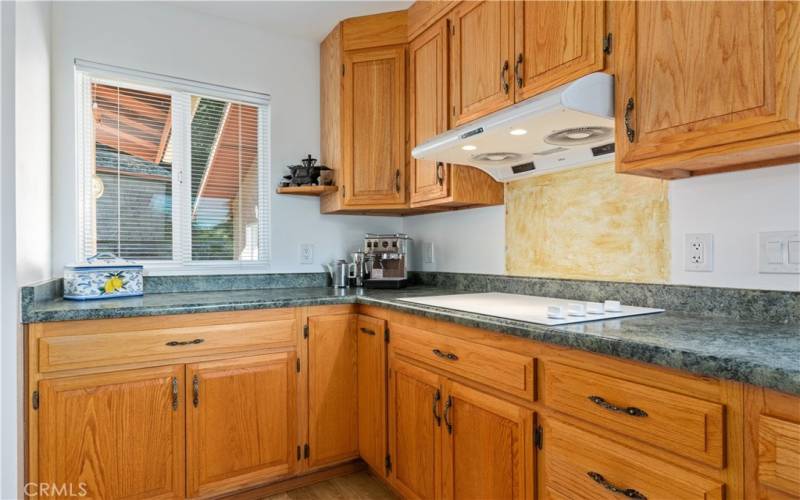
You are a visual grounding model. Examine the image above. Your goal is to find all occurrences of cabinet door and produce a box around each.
[513,1,604,101]
[410,18,450,204]
[450,1,515,126]
[186,353,297,497]
[389,357,444,500]
[616,1,800,176]
[308,313,359,468]
[38,366,184,500]
[357,315,388,474]
[442,380,532,500]
[343,46,406,206]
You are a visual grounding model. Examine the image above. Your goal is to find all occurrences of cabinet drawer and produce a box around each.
[758,415,800,496]
[542,418,724,500]
[38,312,297,372]
[543,363,724,467]
[391,323,534,400]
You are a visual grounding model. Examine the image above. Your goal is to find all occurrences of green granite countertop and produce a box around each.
[21,286,800,395]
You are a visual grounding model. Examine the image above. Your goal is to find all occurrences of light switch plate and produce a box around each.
[299,243,314,265]
[684,233,713,272]
[423,242,435,264]
[759,231,800,274]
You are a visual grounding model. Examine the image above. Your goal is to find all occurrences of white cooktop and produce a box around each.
[398,292,663,326]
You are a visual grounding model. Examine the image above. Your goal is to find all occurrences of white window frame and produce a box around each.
[74,59,271,274]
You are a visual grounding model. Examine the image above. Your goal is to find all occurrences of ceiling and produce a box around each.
[171,1,412,42]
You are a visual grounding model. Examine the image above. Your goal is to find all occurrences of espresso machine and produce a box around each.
[362,233,411,289]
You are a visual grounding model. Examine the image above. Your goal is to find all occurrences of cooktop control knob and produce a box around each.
[567,303,586,317]
[547,305,565,319]
[604,300,622,312]
[586,302,605,315]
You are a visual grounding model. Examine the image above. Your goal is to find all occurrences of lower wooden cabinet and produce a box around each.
[38,365,185,500]
[307,313,359,469]
[388,356,533,500]
[357,314,388,475]
[186,353,297,498]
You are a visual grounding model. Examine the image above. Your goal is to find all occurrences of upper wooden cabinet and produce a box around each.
[513,1,605,101]
[449,1,515,127]
[186,354,297,498]
[616,1,800,178]
[320,16,410,214]
[409,16,504,208]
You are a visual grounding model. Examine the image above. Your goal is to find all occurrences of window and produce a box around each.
[75,60,270,271]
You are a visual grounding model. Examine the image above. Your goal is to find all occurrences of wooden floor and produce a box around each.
[263,472,398,500]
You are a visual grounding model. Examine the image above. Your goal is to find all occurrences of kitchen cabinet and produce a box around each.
[186,353,297,497]
[38,365,185,500]
[449,1,515,127]
[388,355,532,500]
[357,314,389,475]
[408,16,504,208]
[307,313,359,469]
[615,0,800,178]
[513,1,605,101]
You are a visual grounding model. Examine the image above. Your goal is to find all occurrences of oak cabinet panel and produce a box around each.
[307,313,359,469]
[38,366,185,500]
[449,0,515,127]
[513,1,604,101]
[186,353,297,498]
[357,315,389,475]
[442,380,531,500]
[616,1,800,178]
[389,357,443,500]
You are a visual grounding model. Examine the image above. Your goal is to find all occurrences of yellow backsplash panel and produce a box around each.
[505,162,670,283]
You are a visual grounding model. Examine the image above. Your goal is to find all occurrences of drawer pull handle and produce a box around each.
[192,375,200,407]
[588,396,648,417]
[359,327,376,336]
[624,97,635,142]
[436,162,445,186]
[432,349,459,361]
[587,472,647,500]
[500,60,510,94]
[433,389,442,426]
[166,338,205,347]
[444,395,453,434]
[171,377,178,411]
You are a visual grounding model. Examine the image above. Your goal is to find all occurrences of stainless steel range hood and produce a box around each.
[411,72,615,182]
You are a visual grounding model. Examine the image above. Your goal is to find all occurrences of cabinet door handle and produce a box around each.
[432,389,442,426]
[395,169,401,193]
[587,472,647,500]
[624,97,635,142]
[444,395,453,434]
[500,60,510,94]
[432,348,459,361]
[165,338,204,347]
[588,396,648,417]
[192,375,199,407]
[514,53,523,88]
[171,377,178,411]
[436,162,445,186]
[359,327,376,336]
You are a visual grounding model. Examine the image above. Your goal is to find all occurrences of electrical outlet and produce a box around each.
[299,244,314,265]
[423,242,435,264]
[684,233,713,272]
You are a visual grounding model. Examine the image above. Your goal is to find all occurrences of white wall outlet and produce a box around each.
[423,242,435,264]
[758,231,800,274]
[299,243,314,265]
[684,233,713,272]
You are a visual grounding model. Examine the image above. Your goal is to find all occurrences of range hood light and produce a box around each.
[509,128,528,136]
[461,145,477,151]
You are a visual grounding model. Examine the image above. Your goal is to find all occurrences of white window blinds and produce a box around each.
[76,61,270,270]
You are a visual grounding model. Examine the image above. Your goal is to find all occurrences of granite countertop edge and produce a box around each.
[22,289,800,396]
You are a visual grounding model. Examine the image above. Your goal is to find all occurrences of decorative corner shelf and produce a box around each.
[276,185,338,196]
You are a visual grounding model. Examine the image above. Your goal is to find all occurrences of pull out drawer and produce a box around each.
[543,362,724,467]
[37,309,297,372]
[542,418,724,500]
[391,323,534,400]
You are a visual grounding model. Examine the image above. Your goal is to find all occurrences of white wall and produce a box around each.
[403,164,800,291]
[50,1,399,277]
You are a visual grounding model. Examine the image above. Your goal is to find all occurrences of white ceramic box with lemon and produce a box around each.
[63,253,144,300]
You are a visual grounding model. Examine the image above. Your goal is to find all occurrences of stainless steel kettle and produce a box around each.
[324,260,349,288]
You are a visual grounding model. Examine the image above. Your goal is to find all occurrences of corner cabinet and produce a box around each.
[615,1,800,178]
[409,16,504,208]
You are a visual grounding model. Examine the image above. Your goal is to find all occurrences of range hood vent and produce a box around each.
[411,72,615,182]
